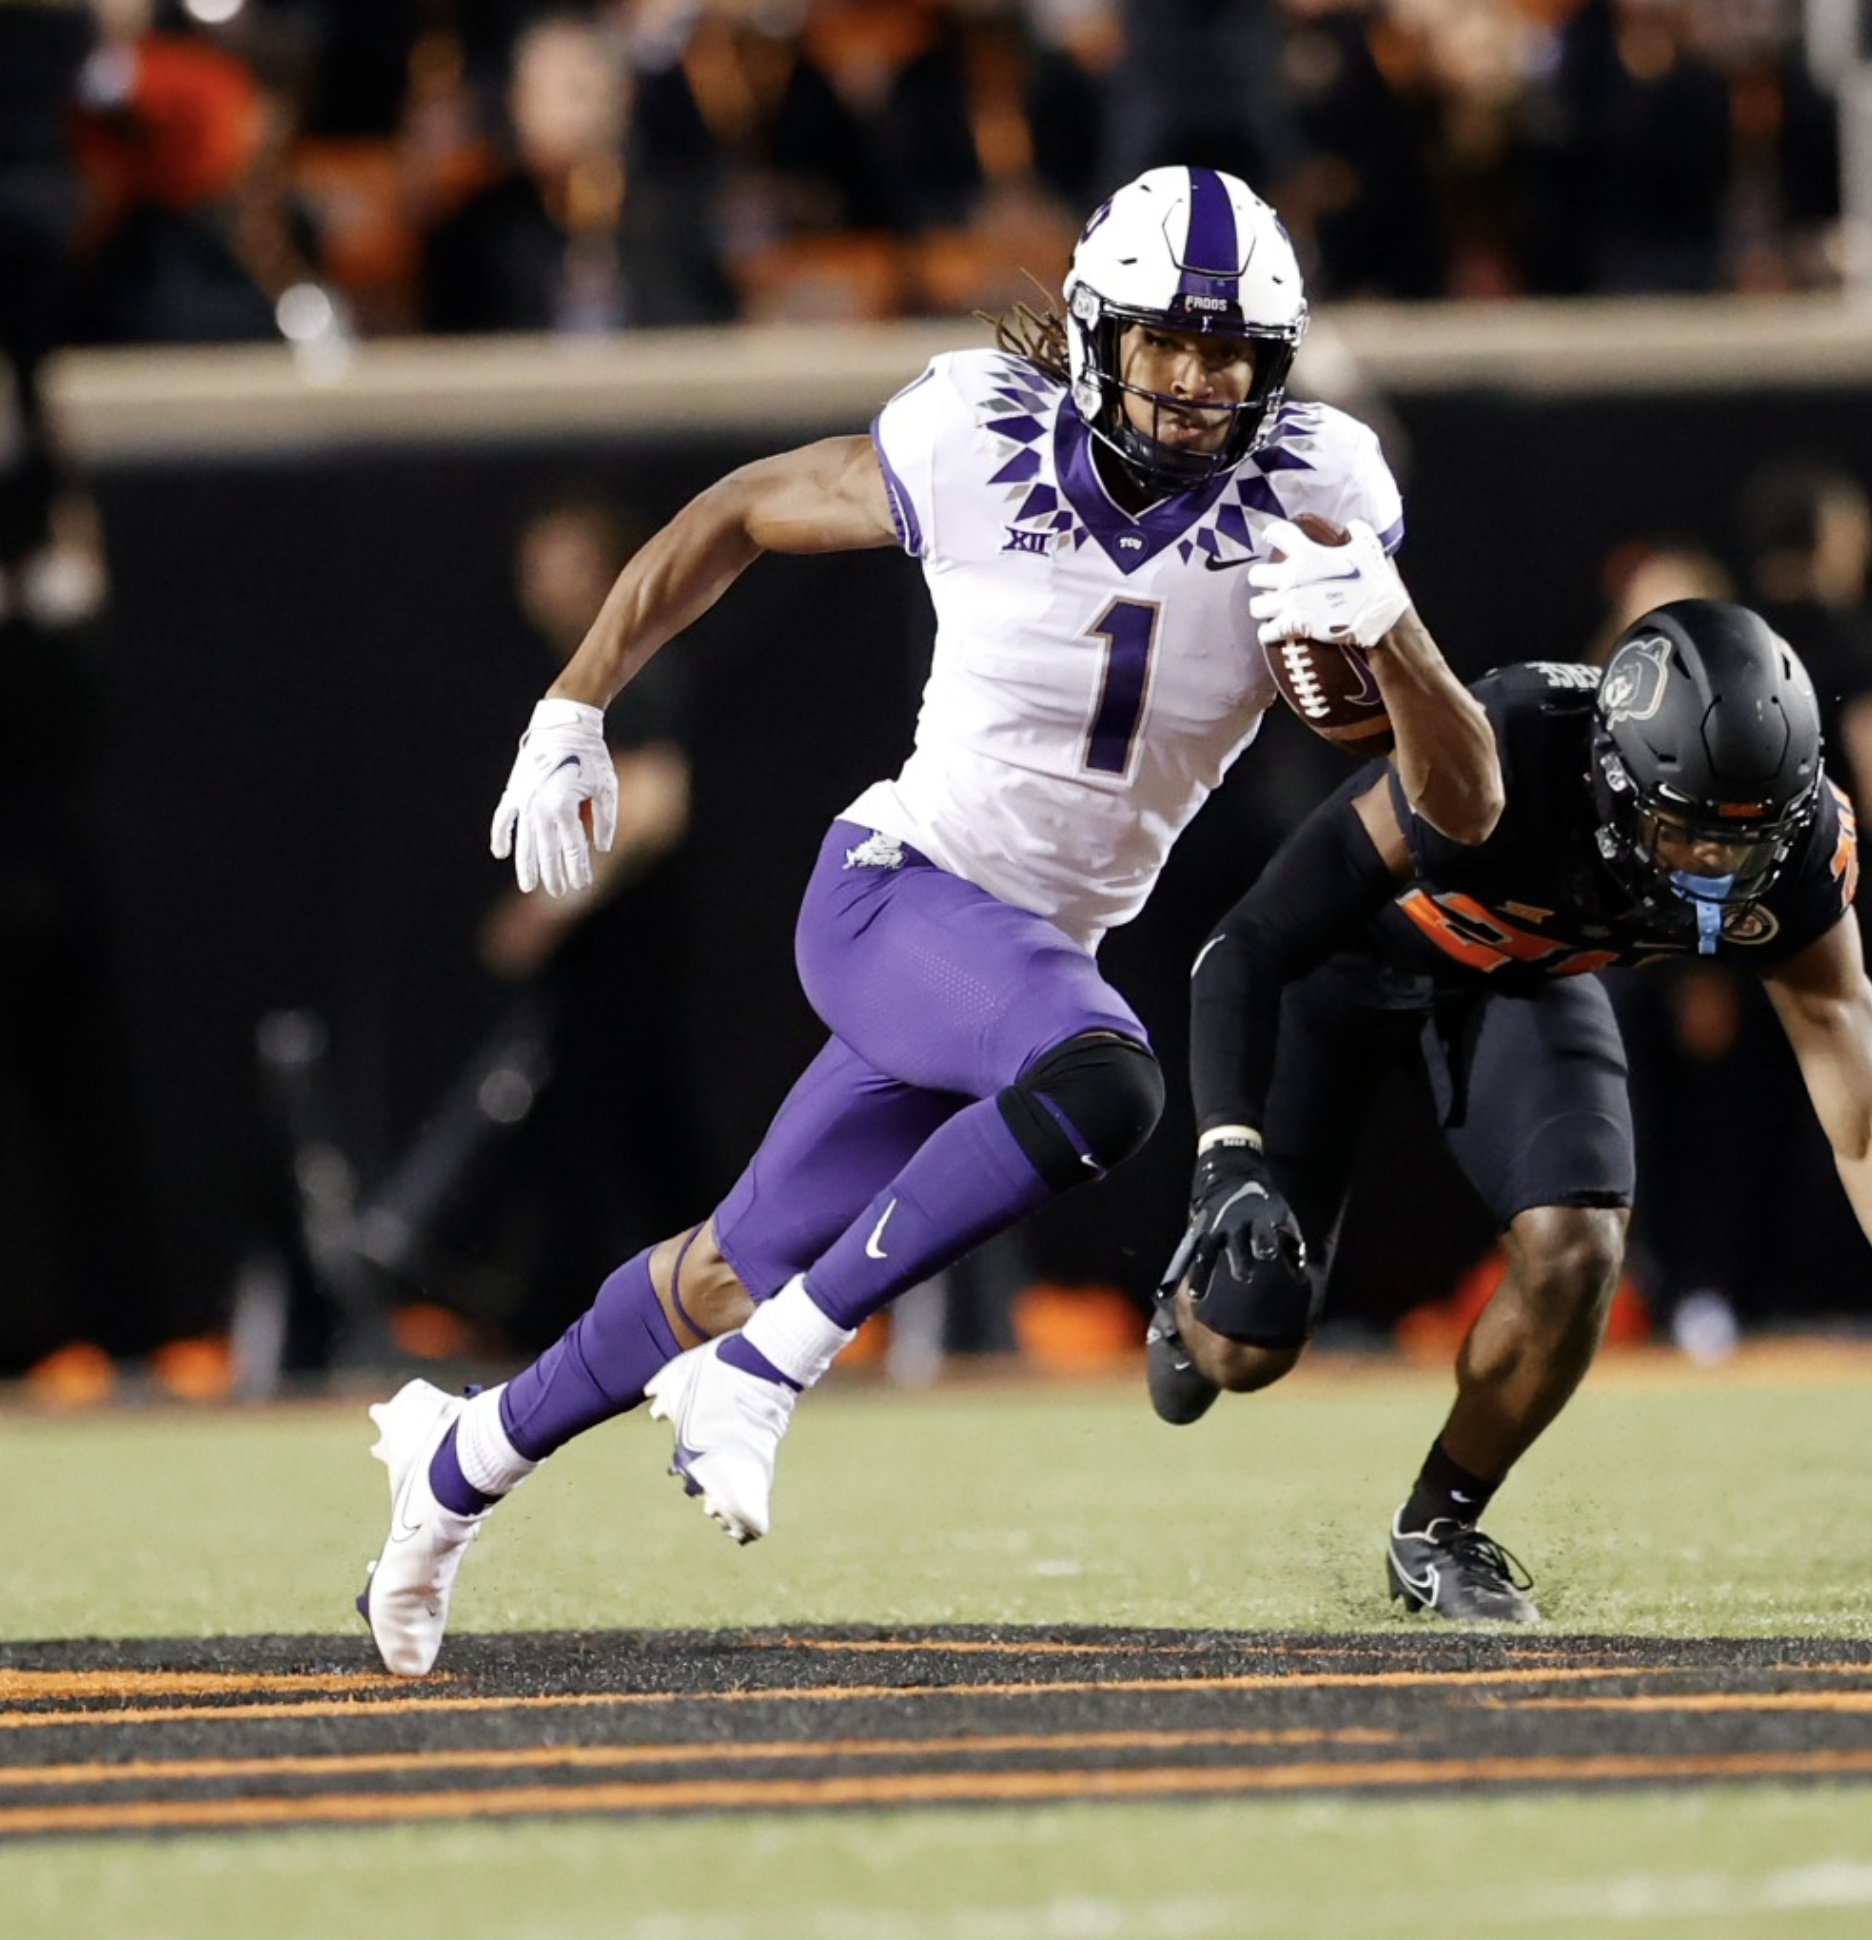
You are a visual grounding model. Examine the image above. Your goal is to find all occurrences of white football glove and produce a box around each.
[489,697,618,897]
[1248,517,1410,649]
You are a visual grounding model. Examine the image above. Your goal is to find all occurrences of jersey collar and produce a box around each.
[1054,410,1236,575]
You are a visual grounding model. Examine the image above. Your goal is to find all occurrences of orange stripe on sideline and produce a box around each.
[6,1746,1872,1836]
[0,1671,417,1702]
[0,1663,1665,1733]
[1501,1692,1872,1714]
[783,1638,1204,1655]
[780,1638,1590,1664]
[0,1724,1399,1790]
[6,1660,1865,1735]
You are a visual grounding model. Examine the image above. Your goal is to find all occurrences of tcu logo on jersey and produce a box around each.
[1600,636,1673,724]
[1002,526,1052,556]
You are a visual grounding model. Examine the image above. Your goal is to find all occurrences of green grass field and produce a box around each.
[4,1346,1871,1937]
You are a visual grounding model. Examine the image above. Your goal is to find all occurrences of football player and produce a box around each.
[1155,599,1872,1620]
[360,165,1503,1675]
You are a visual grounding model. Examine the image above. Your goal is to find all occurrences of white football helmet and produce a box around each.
[1064,165,1308,486]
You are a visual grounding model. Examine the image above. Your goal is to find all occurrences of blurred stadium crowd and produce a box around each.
[0,0,1851,357]
[5,0,1872,1400]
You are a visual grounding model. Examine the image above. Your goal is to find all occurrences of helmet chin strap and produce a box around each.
[1092,421,1205,505]
[1096,368,1262,494]
[1118,430,1198,490]
[1668,870,1735,954]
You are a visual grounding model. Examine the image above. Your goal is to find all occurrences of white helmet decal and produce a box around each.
[1599,636,1673,726]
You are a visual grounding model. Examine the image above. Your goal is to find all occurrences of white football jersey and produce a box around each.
[844,348,1403,951]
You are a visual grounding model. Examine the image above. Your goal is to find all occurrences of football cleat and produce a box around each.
[1386,1511,1541,1623]
[645,1339,796,1544]
[358,1379,490,1675]
[1146,1291,1220,1425]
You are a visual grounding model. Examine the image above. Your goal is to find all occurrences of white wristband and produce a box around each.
[1197,1125,1264,1155]
[529,697,605,736]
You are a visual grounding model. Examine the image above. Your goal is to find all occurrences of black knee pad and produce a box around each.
[997,1034,1165,1191]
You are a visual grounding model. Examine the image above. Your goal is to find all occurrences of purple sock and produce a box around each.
[805,1095,1054,1330]
[497,1248,683,1461]
[718,1337,800,1388]
[427,1420,494,1516]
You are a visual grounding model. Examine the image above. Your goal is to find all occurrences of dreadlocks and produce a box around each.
[981,279,1071,385]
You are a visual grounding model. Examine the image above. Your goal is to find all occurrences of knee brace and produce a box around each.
[996,1034,1165,1192]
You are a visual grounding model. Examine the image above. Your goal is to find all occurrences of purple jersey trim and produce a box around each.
[871,365,939,558]
[870,413,925,557]
[1378,516,1405,554]
[1053,409,1233,575]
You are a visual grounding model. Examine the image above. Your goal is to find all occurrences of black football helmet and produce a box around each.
[1590,600,1822,927]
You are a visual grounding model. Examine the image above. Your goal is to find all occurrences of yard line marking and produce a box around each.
[0,1724,1400,1789]
[6,1745,1872,1836]
[1525,1860,1872,1922]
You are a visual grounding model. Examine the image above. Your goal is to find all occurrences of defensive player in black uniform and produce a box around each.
[1153,600,1872,1620]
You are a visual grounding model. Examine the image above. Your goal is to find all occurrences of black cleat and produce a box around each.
[1146,1292,1220,1425]
[1386,1512,1541,1623]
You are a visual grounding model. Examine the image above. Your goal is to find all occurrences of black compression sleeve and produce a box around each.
[1190,774,1404,1135]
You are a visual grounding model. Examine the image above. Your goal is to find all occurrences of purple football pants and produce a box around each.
[712,821,1145,1319]
[494,821,1146,1465]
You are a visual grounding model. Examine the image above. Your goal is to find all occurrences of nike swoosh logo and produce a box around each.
[669,1440,708,1499]
[1341,653,1382,705]
[865,1200,898,1260]
[388,1471,426,1544]
[1393,1552,1439,1598]
[1210,1182,1270,1224]
[1202,552,1255,571]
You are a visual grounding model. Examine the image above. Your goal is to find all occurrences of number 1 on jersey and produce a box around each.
[1084,597,1160,776]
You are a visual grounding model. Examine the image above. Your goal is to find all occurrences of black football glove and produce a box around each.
[1159,1139,1311,1345]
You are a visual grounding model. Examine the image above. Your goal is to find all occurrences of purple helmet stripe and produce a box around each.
[1178,167,1241,284]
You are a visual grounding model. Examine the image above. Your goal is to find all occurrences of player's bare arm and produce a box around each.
[492,437,897,895]
[1764,913,1872,1236]
[550,436,898,710]
[1364,607,1503,846]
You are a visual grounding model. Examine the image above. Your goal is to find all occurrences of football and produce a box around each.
[1262,514,1395,754]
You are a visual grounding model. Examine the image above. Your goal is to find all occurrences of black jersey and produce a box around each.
[1372,661,1858,990]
